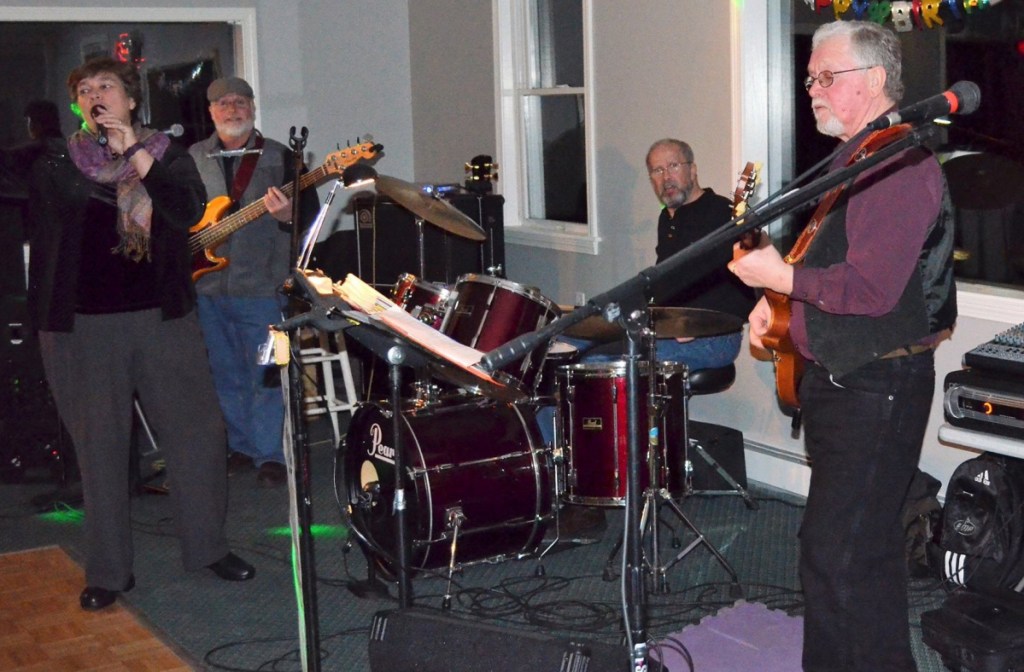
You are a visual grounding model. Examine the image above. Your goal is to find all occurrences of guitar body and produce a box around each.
[760,288,802,413]
[189,195,233,281]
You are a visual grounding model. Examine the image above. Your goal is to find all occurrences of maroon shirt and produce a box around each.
[789,143,945,362]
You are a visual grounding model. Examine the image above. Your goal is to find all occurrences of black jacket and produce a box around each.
[27,138,207,332]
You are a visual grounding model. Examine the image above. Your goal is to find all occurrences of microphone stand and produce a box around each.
[284,126,322,672]
[621,309,649,669]
[476,121,938,670]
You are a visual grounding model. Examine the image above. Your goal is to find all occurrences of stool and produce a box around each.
[299,331,360,447]
[685,363,757,510]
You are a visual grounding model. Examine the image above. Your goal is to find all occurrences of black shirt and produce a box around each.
[654,187,756,321]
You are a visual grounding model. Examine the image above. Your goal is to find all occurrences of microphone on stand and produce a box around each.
[162,123,185,137]
[867,81,981,130]
[90,104,108,146]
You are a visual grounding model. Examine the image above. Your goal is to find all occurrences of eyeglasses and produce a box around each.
[212,97,252,110]
[648,161,691,179]
[803,66,876,91]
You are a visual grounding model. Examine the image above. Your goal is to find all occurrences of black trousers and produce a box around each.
[799,351,935,672]
[39,309,230,590]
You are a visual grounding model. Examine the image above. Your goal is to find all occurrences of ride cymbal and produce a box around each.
[563,306,744,341]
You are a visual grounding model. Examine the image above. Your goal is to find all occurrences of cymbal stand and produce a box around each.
[646,364,743,597]
[415,217,427,279]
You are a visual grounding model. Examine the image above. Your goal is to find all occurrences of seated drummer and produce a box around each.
[577,138,756,370]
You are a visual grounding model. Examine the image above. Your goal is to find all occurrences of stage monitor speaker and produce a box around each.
[1,295,75,485]
[350,192,505,290]
[688,420,748,491]
[367,608,627,672]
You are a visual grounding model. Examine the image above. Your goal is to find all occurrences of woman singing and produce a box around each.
[27,57,255,611]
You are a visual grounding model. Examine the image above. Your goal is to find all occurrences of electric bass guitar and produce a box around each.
[733,162,804,418]
[189,140,382,281]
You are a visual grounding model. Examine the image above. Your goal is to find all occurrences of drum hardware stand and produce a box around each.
[645,365,743,597]
[442,507,467,609]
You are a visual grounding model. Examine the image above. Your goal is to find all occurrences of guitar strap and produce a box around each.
[228,131,265,205]
[783,124,912,266]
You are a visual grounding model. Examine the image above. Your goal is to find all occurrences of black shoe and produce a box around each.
[256,461,287,488]
[80,574,135,611]
[227,451,255,475]
[206,552,255,581]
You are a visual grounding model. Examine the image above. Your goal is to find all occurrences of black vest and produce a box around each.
[803,166,956,379]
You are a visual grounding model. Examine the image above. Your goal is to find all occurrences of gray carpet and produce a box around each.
[0,416,953,671]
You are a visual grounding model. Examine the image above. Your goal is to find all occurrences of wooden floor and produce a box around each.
[0,547,193,672]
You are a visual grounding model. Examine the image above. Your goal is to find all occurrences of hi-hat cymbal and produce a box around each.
[563,306,744,341]
[375,174,487,241]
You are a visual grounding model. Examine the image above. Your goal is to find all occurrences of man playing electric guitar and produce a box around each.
[728,20,955,672]
[188,76,319,488]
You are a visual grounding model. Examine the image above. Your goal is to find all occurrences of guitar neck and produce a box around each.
[207,164,329,243]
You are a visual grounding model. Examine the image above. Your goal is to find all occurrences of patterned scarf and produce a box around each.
[67,126,171,261]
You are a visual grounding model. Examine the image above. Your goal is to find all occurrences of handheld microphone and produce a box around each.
[867,81,981,130]
[90,105,108,146]
[162,123,184,137]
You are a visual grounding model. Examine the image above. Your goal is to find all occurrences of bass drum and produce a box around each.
[340,398,552,573]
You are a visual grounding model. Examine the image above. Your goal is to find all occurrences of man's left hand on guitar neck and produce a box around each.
[263,186,293,223]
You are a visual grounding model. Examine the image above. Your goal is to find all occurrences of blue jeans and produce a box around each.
[197,295,286,465]
[799,351,935,672]
[534,333,743,446]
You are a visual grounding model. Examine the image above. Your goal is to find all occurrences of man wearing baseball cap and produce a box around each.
[189,76,317,488]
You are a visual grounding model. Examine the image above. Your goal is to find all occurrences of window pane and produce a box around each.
[529,0,583,88]
[524,94,587,224]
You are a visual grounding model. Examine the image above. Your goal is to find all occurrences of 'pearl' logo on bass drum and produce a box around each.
[367,422,396,464]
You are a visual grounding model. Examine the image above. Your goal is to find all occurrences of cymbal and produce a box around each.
[562,306,744,341]
[375,174,487,241]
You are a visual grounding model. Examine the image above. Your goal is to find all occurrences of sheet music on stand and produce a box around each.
[330,273,520,400]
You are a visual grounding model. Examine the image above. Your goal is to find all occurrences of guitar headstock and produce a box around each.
[734,161,763,251]
[323,140,384,176]
[732,161,761,217]
[464,154,498,194]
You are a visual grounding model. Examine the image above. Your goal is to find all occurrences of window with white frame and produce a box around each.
[494,0,598,254]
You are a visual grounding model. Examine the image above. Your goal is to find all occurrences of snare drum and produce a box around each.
[391,273,451,329]
[340,398,553,573]
[556,361,685,506]
[441,274,560,393]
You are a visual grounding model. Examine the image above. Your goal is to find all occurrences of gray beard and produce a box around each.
[817,115,845,138]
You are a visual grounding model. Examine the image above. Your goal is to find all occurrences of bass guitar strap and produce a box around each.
[228,131,266,205]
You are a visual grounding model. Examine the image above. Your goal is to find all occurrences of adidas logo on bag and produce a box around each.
[975,470,991,486]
